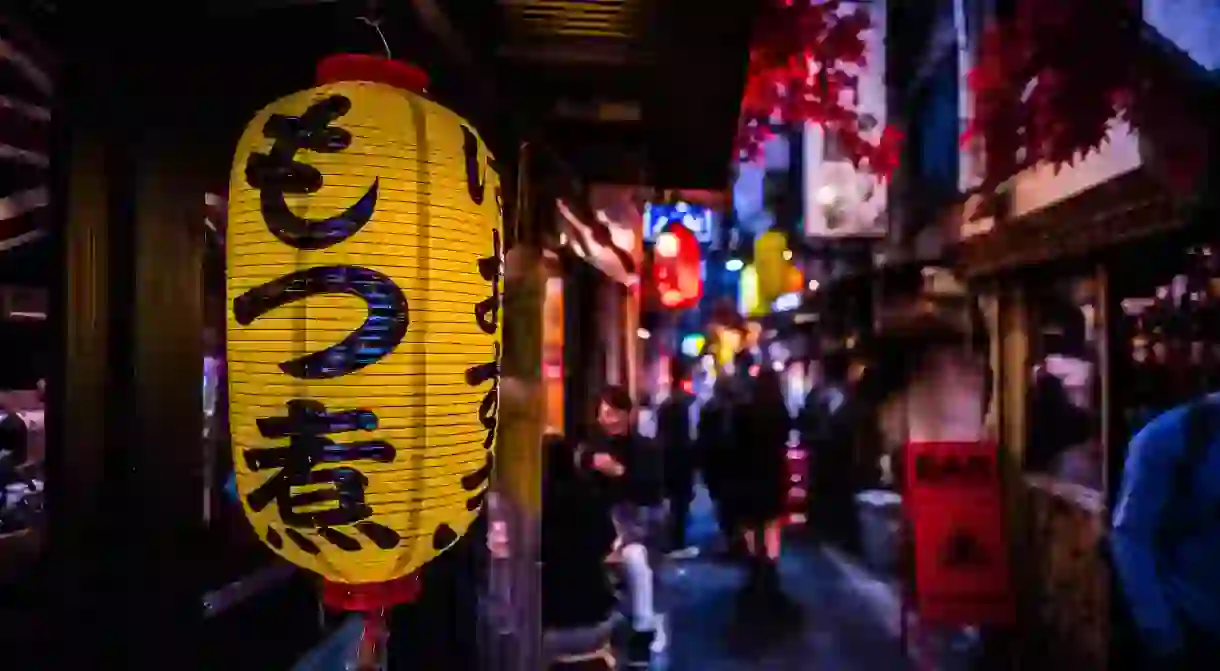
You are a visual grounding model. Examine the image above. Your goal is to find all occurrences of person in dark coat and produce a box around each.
[1026,366,1093,473]
[698,376,740,553]
[541,433,619,669]
[657,369,697,556]
[798,358,838,488]
[578,386,663,667]
[728,368,792,588]
[804,351,864,551]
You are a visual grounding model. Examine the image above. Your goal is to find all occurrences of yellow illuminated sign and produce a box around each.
[739,264,762,317]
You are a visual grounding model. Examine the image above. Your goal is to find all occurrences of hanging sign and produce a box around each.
[904,441,1015,626]
[644,201,714,243]
[651,220,702,310]
[226,55,503,586]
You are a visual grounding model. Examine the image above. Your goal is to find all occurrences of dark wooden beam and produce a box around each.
[498,39,647,66]
[957,170,1181,278]
[53,6,209,668]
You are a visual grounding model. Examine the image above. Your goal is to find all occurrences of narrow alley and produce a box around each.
[650,487,912,671]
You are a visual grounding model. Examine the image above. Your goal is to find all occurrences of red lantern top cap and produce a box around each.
[316,54,430,93]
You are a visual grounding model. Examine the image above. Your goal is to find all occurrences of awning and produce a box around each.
[556,197,637,286]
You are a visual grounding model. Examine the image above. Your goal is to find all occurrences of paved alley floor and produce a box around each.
[651,486,912,671]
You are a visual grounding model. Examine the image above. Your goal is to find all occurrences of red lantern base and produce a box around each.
[316,54,430,93]
[321,573,422,611]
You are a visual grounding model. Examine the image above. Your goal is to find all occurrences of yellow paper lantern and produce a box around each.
[226,57,502,585]
[754,231,788,303]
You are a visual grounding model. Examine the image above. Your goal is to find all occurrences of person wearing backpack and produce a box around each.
[1111,398,1220,668]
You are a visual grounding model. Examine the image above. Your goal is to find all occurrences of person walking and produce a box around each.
[698,376,741,556]
[727,368,792,593]
[658,369,698,558]
[804,351,863,552]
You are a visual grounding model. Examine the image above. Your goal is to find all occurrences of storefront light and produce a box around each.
[681,333,705,357]
[782,249,793,261]
[637,327,651,340]
[726,258,744,272]
[808,279,820,291]
[773,292,802,312]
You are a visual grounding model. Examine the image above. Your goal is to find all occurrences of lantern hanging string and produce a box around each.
[356,10,392,60]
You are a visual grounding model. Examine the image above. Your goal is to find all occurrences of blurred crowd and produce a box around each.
[539,350,885,669]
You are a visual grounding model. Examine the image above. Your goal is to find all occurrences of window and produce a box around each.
[1116,244,1220,437]
[1026,275,1103,489]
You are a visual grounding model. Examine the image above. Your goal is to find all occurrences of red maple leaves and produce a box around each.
[735,0,902,179]
[967,0,1206,193]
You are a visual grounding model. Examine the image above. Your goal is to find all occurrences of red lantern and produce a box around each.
[652,221,702,310]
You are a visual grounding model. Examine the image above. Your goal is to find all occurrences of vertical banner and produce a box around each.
[905,441,1014,626]
[802,0,889,240]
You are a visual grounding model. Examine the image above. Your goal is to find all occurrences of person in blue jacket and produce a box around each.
[1111,398,1220,668]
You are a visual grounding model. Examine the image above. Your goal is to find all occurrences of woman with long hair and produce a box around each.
[727,367,792,591]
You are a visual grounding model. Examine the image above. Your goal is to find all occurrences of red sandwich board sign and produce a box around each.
[904,441,1015,626]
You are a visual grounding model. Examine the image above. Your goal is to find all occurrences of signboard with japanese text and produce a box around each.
[905,441,1015,626]
[226,62,503,585]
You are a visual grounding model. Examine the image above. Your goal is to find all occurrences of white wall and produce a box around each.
[732,159,773,235]
[732,133,790,236]
[1010,122,1143,218]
